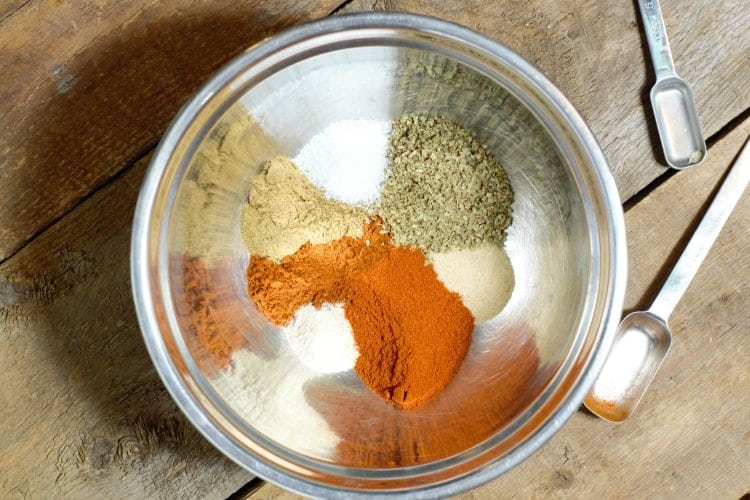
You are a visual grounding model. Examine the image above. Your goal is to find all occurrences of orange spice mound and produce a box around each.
[246,218,392,326]
[345,246,475,409]
[247,219,476,410]
[172,255,259,374]
[305,326,549,467]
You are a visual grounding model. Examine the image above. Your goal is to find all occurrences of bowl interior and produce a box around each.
[156,36,603,490]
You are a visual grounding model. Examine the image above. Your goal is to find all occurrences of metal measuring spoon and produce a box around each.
[585,138,750,422]
[638,0,707,169]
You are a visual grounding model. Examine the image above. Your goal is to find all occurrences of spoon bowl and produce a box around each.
[651,76,706,169]
[637,0,706,169]
[584,311,671,422]
[586,138,750,422]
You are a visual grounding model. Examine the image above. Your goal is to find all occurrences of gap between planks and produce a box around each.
[2,0,747,264]
[2,97,747,271]
[0,140,158,268]
[225,112,750,500]
[0,0,31,24]
[623,105,750,212]
[239,113,750,500]
[0,3,746,491]
[0,0,349,268]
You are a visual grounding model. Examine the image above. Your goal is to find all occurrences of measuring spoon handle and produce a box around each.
[637,0,677,80]
[650,138,750,321]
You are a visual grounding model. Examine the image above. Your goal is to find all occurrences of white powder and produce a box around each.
[430,243,515,324]
[283,303,359,374]
[294,120,389,205]
[214,348,339,458]
[590,325,653,402]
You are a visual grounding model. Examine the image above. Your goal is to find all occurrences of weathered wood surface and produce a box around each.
[2,1,748,263]
[0,1,27,21]
[0,155,255,498]
[250,117,750,499]
[1,0,748,497]
[0,0,345,261]
[0,1,345,497]
[362,0,750,201]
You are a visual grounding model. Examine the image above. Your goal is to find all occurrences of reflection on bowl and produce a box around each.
[131,12,626,497]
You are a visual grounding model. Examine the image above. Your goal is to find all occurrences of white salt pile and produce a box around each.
[294,119,389,206]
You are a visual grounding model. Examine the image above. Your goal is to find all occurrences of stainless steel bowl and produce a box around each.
[131,13,626,497]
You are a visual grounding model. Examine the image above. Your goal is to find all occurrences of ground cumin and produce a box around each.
[346,246,474,409]
[240,156,369,263]
[246,218,391,326]
[305,326,550,466]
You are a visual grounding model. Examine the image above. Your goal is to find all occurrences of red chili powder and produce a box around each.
[345,246,475,409]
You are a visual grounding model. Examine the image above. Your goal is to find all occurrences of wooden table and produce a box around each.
[1,0,747,497]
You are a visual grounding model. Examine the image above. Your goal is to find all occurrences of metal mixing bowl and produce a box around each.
[131,13,626,497]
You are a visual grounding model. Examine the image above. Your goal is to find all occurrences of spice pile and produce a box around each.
[378,115,513,253]
[236,114,515,409]
[307,325,548,466]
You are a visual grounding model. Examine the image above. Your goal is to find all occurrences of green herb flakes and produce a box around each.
[378,115,514,253]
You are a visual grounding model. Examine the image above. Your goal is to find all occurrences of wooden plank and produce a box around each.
[3,1,747,263]
[0,0,29,21]
[247,119,750,498]
[346,0,750,202]
[458,116,750,497]
[0,0,345,261]
[0,155,249,497]
[1,1,747,497]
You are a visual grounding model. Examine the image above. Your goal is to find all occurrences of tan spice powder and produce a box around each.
[240,156,369,263]
[184,108,282,261]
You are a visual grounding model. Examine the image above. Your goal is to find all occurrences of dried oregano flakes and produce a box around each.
[377,115,514,254]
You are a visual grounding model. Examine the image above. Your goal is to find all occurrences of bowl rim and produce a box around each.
[131,11,627,498]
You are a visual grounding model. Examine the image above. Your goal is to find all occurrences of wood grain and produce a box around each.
[3,1,747,263]
[1,1,747,497]
[0,0,345,261]
[0,2,346,495]
[345,0,750,202]
[0,155,252,497]
[247,119,750,499]
[0,0,29,21]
